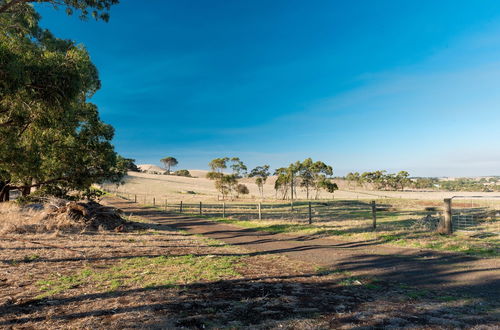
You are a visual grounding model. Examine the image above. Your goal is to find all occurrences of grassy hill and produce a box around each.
[100,171,500,203]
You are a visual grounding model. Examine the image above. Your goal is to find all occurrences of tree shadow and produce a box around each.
[1,255,498,328]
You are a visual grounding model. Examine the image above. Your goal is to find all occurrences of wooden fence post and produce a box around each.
[438,198,453,235]
[291,201,294,212]
[222,202,226,218]
[199,201,202,215]
[371,200,377,229]
[258,203,262,220]
[134,195,137,203]
[153,197,155,206]
[180,201,183,213]
[308,202,312,224]
[164,199,167,211]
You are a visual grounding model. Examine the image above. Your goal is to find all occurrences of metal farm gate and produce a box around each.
[451,196,500,232]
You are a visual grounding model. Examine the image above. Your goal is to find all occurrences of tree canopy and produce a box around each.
[160,156,178,174]
[249,165,270,198]
[229,157,247,178]
[273,159,335,200]
[0,0,124,200]
[206,157,246,200]
[0,0,119,21]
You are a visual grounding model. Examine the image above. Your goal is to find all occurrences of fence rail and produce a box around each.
[103,188,499,233]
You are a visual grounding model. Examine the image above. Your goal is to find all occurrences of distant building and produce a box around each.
[137,164,167,175]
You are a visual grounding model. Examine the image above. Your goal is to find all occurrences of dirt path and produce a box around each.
[108,198,500,300]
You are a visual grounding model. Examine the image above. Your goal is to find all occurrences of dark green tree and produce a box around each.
[236,183,249,197]
[0,0,123,201]
[0,0,119,21]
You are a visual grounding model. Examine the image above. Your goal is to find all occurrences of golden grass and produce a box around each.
[0,201,94,234]
[100,172,500,209]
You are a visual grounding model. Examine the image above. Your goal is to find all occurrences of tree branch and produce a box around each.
[10,177,68,190]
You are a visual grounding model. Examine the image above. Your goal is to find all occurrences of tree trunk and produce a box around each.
[22,185,31,196]
[21,179,32,196]
[0,181,11,202]
[0,186,10,202]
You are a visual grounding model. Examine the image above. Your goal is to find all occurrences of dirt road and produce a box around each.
[108,198,500,300]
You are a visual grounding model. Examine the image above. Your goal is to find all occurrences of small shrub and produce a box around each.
[237,184,249,195]
[174,169,192,177]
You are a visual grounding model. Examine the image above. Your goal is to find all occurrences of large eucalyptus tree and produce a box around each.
[0,0,124,201]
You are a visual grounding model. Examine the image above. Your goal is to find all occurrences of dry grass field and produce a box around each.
[1,200,498,328]
[100,172,499,257]
[104,171,500,203]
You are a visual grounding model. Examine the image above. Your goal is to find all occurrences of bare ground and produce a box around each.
[0,196,498,329]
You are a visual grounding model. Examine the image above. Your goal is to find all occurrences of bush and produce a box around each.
[174,169,192,177]
[237,184,249,195]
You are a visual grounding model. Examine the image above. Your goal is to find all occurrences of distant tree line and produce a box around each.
[344,171,500,192]
[413,177,500,192]
[124,156,500,198]
[345,171,411,191]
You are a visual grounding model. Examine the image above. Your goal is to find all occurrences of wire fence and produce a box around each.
[104,189,500,234]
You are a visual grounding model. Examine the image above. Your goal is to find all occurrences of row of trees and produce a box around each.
[274,158,337,200]
[413,177,500,192]
[0,0,126,201]
[206,157,337,200]
[345,171,500,192]
[345,171,411,191]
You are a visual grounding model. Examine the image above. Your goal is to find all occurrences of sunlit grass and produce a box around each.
[206,213,499,257]
[36,254,242,299]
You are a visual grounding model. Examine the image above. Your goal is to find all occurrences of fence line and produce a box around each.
[103,188,499,233]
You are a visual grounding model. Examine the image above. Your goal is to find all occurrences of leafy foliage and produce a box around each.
[208,157,229,173]
[206,158,245,199]
[0,0,124,201]
[160,156,178,174]
[236,183,249,196]
[229,157,247,178]
[173,169,191,177]
[0,0,119,22]
[346,170,411,191]
[274,159,334,200]
[121,158,139,172]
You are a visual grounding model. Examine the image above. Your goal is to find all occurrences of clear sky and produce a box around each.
[37,1,500,177]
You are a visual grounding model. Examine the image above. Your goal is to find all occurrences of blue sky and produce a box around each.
[37,1,500,176]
